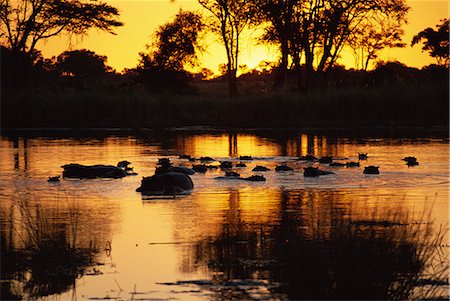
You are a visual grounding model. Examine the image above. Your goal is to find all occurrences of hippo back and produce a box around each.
[136,172,194,195]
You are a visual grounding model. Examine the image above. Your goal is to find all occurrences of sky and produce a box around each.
[37,0,449,73]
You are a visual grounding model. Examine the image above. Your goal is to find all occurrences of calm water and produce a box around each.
[1,130,449,300]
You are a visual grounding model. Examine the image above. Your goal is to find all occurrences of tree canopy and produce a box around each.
[411,19,449,66]
[55,49,113,77]
[0,0,123,55]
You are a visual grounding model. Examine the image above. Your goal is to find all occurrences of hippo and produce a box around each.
[402,156,419,166]
[156,164,195,175]
[193,164,208,173]
[179,154,191,160]
[199,156,215,163]
[236,162,247,167]
[220,161,233,169]
[346,161,360,167]
[243,175,266,182]
[363,166,379,174]
[47,176,60,182]
[275,164,294,171]
[62,163,129,179]
[136,172,194,195]
[303,167,335,177]
[329,162,346,167]
[319,156,333,164]
[215,171,241,180]
[239,156,253,161]
[358,153,368,160]
[253,165,271,171]
[298,155,317,161]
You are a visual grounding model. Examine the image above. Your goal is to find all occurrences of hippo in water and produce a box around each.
[363,166,379,174]
[136,172,194,195]
[303,167,335,177]
[62,162,131,179]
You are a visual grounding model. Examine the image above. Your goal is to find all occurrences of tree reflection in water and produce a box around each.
[1,196,104,300]
[190,190,447,300]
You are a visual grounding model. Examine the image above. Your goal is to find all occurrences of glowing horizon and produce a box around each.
[36,0,448,74]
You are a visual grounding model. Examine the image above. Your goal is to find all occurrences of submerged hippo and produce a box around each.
[403,156,419,166]
[363,166,379,174]
[303,167,335,177]
[136,172,194,195]
[62,163,130,179]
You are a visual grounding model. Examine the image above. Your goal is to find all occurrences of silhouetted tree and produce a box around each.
[144,10,204,71]
[54,49,113,77]
[411,19,449,66]
[198,0,256,96]
[297,0,408,89]
[0,0,123,56]
[137,10,204,93]
[254,0,299,89]
[350,18,406,71]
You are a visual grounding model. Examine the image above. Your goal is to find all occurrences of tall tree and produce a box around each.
[256,0,299,88]
[198,0,255,96]
[0,0,123,56]
[350,17,406,71]
[137,10,204,93]
[411,19,449,66]
[143,9,204,72]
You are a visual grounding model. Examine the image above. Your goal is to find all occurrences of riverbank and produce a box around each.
[2,81,448,129]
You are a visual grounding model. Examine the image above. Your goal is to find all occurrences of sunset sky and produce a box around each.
[38,0,449,73]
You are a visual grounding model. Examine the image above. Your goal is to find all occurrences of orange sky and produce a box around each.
[37,0,449,73]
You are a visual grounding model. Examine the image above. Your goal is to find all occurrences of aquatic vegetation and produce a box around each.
[188,200,449,300]
[1,196,102,299]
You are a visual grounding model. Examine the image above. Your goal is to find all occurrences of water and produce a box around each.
[1,130,448,300]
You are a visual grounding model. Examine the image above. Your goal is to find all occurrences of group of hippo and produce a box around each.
[49,153,419,196]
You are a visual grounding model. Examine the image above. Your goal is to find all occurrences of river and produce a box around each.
[0,129,448,300]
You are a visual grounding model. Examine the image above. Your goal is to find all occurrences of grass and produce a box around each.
[2,80,448,129]
[1,195,101,299]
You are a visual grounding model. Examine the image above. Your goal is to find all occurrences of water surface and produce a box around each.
[1,130,448,300]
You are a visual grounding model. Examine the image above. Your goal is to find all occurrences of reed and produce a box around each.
[1,195,100,299]
[2,81,448,129]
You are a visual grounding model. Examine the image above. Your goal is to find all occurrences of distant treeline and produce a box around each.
[1,45,448,129]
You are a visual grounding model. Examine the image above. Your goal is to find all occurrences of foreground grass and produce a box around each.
[2,81,448,129]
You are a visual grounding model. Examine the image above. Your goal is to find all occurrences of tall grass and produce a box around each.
[2,81,448,129]
[1,194,100,299]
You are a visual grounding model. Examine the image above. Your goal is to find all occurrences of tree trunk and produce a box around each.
[273,40,289,89]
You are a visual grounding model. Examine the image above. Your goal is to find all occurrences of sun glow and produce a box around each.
[36,0,449,73]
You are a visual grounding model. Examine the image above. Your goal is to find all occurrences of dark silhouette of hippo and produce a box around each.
[329,162,346,167]
[275,164,294,171]
[303,167,335,177]
[402,156,419,166]
[215,171,240,180]
[239,155,253,161]
[136,172,194,195]
[236,162,247,167]
[319,156,333,164]
[155,163,195,175]
[358,153,368,160]
[243,175,266,181]
[193,164,208,173]
[48,176,60,182]
[62,163,128,179]
[298,155,317,161]
[346,161,360,167]
[199,156,215,163]
[253,165,271,171]
[220,161,233,169]
[363,166,379,174]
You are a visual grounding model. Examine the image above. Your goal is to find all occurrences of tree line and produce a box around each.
[1,0,448,96]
